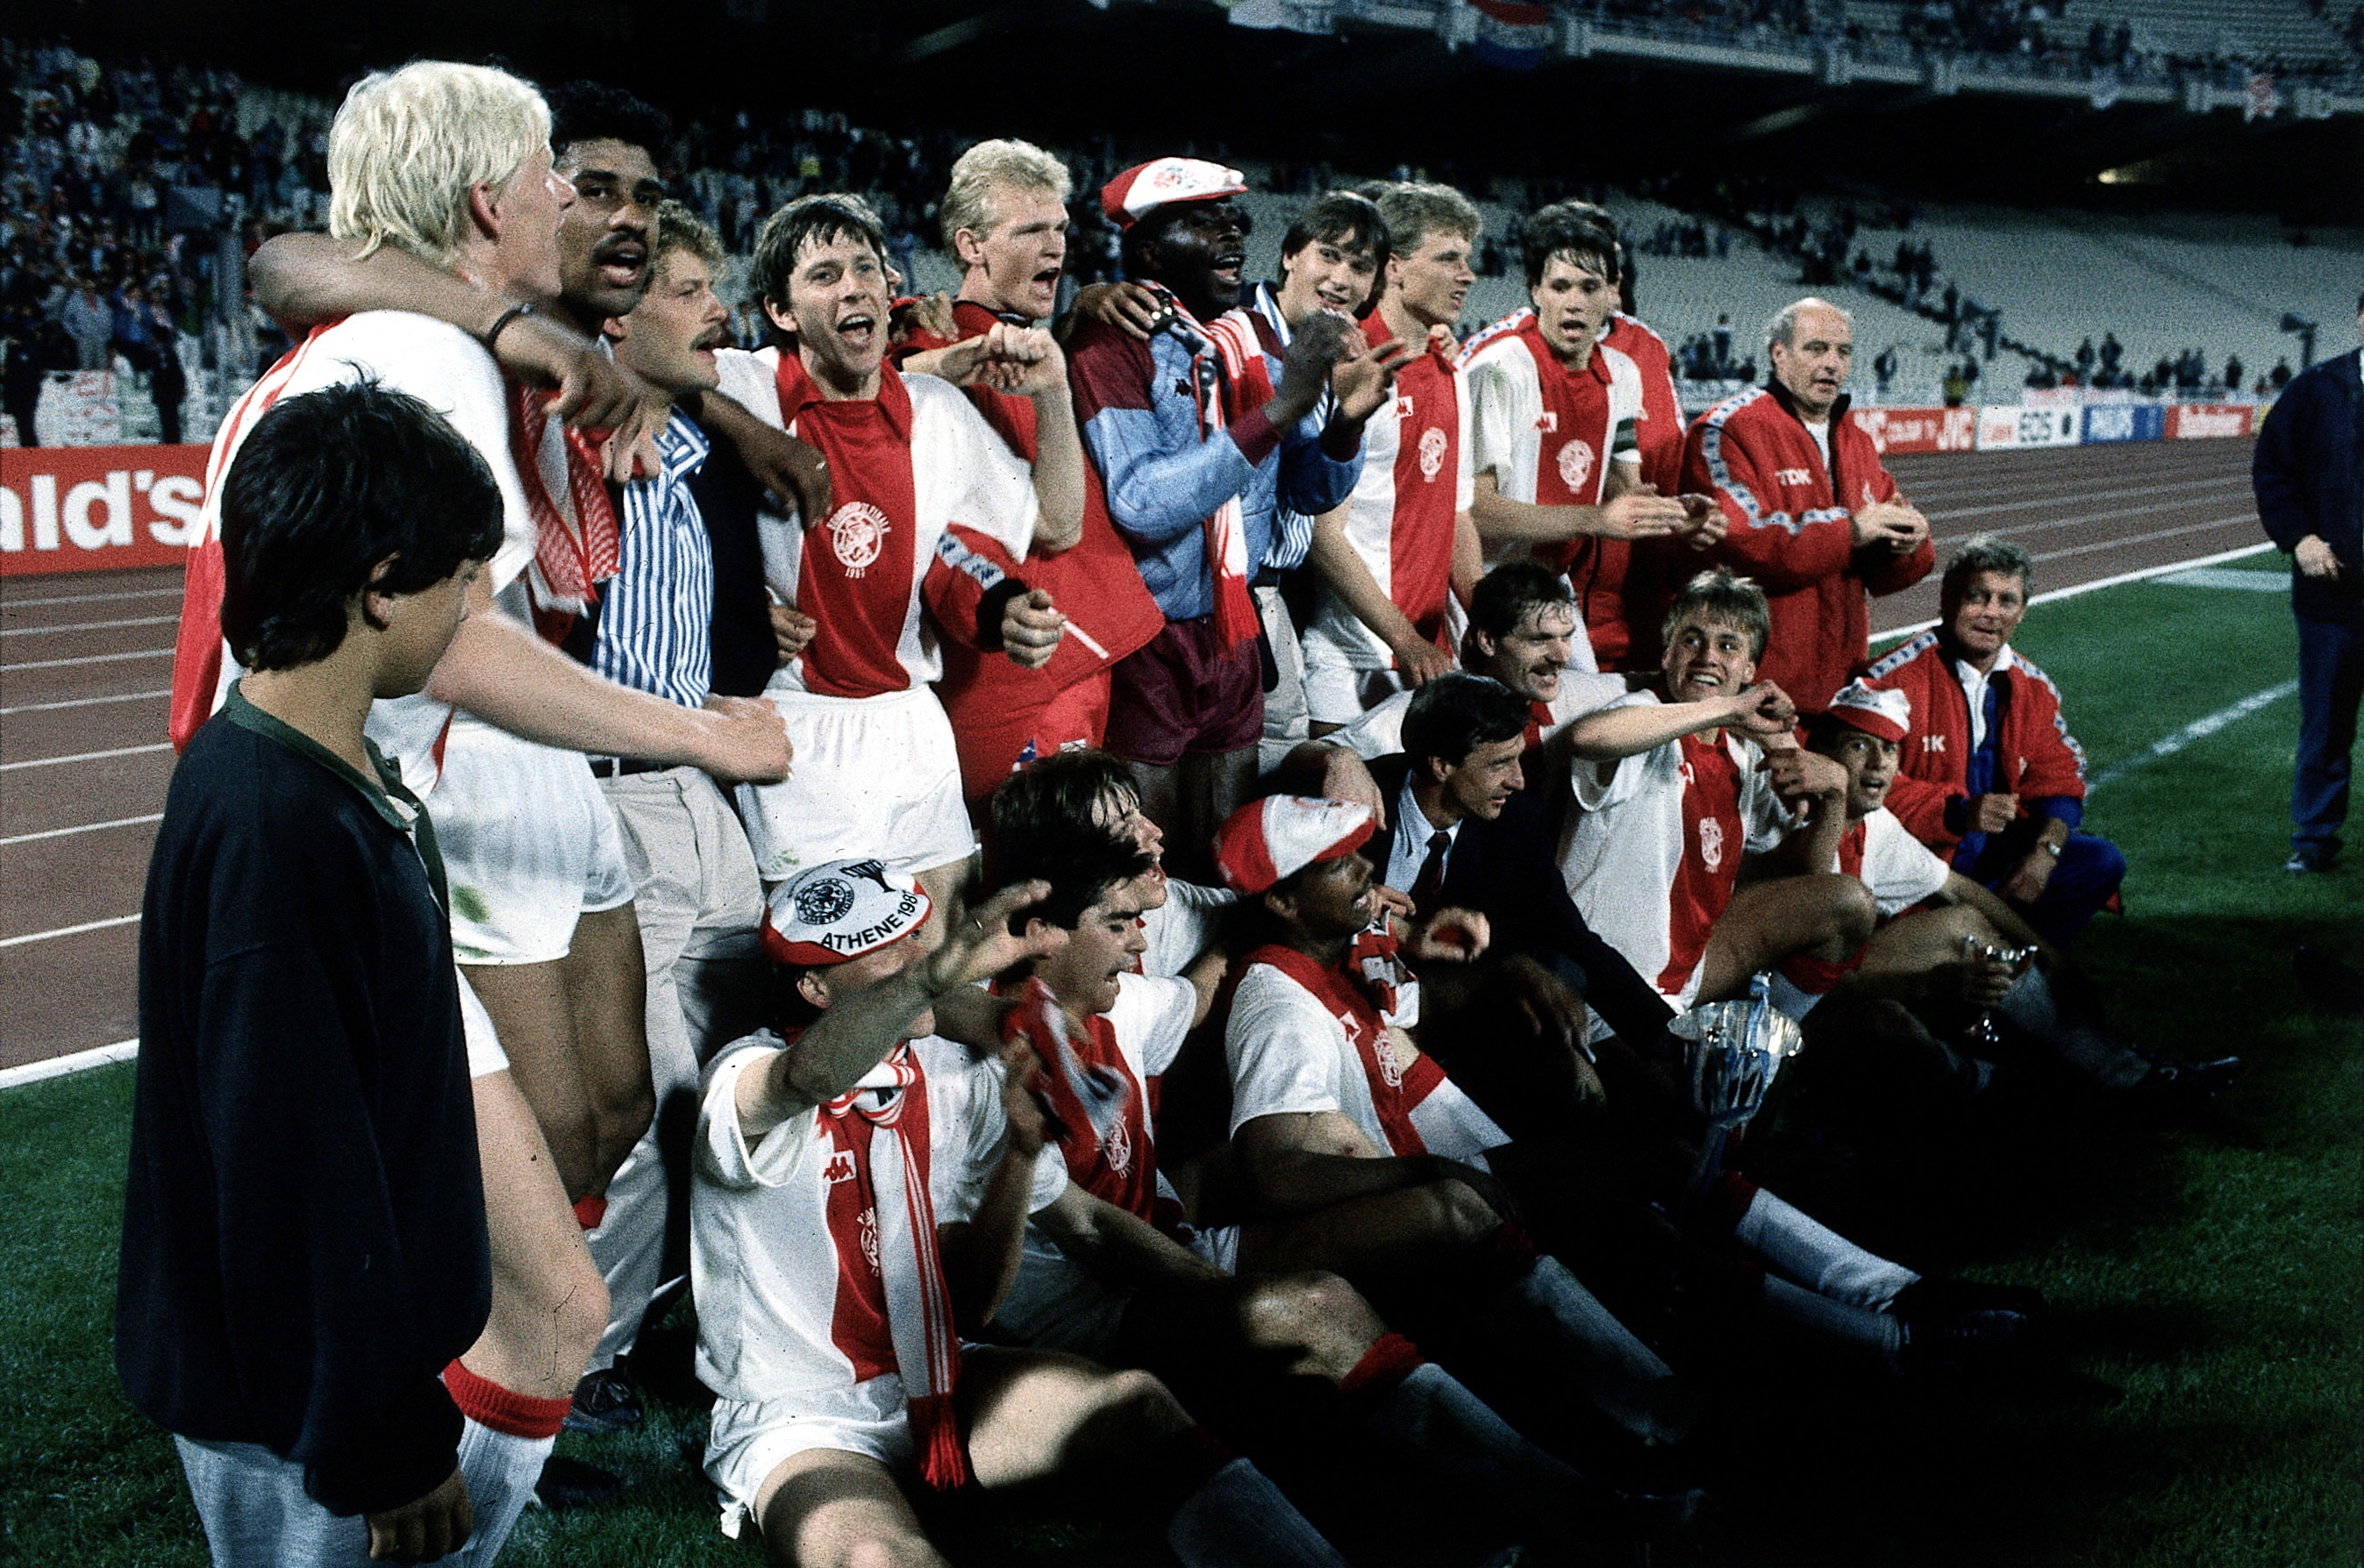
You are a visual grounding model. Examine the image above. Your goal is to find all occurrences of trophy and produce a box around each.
[1672,976,1804,1197]
[1958,935,2037,1056]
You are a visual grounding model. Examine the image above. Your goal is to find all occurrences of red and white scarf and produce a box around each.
[1240,930,1444,1158]
[510,382,621,642]
[1154,284,1270,652]
[817,1046,970,1490]
[1002,978,1191,1238]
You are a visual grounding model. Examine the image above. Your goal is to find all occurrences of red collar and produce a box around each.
[1518,315,1612,388]
[774,347,914,441]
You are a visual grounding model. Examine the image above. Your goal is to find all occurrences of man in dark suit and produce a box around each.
[1363,672,1680,1142]
[2253,296,2364,874]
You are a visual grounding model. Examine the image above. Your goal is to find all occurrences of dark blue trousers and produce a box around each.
[1969,828,2126,945]
[2292,611,2364,857]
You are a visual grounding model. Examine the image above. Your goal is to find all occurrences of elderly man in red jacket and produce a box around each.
[1684,298,1933,715]
[1863,536,2125,944]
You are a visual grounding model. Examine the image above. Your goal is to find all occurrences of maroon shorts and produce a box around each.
[1102,616,1263,767]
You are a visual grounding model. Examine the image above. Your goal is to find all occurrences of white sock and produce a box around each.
[1732,1187,1920,1311]
[1489,1255,1700,1445]
[444,1418,555,1565]
[1165,1457,1348,1568]
[1759,1274,1903,1369]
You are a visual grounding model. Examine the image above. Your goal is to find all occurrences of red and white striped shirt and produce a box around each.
[1561,690,1792,1008]
[714,347,1038,698]
[1303,318,1475,674]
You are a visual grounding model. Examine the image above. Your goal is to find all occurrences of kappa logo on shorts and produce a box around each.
[795,876,858,927]
[825,502,891,578]
[1418,425,1448,482]
[1556,438,1595,493]
[1698,815,1725,873]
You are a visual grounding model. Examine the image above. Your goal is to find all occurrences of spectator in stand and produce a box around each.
[2252,296,2364,874]
[1688,299,1933,716]
[61,275,111,367]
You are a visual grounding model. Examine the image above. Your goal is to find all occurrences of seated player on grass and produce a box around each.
[1218,794,2041,1403]
[1561,567,1875,1012]
[979,834,1632,1565]
[690,860,1346,1568]
[120,381,504,1567]
[1789,681,2239,1116]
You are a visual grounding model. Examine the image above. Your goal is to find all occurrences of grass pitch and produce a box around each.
[4,552,2357,1567]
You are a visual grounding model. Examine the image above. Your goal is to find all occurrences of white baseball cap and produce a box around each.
[1100,157,1247,229]
[1214,795,1377,895]
[1826,681,1912,744]
[761,859,932,967]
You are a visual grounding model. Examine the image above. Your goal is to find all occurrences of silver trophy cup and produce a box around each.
[1673,978,1805,1196]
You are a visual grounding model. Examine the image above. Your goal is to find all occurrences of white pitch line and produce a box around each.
[0,813,164,847]
[0,913,139,949]
[0,688,170,716]
[0,647,174,672]
[2089,681,2300,795]
[0,741,173,773]
[0,614,181,636]
[0,1037,139,1091]
[0,586,182,609]
[1871,540,2277,645]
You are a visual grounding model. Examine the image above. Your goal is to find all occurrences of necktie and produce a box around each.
[1408,830,1451,917]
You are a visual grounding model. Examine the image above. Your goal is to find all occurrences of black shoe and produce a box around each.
[2284,843,2339,873]
[534,1454,625,1511]
[1896,1306,2033,1379]
[2119,1055,2242,1109]
[1890,1276,2047,1323]
[564,1367,641,1436]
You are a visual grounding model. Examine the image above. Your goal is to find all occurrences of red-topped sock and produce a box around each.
[572,1194,608,1232]
[443,1359,572,1562]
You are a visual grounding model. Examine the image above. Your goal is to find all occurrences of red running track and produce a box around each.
[0,437,2270,1074]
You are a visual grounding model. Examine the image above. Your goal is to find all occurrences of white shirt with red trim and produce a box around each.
[198,313,537,789]
[1461,330,1643,512]
[1301,340,1475,673]
[1561,691,1792,1008]
[1831,807,1953,918]
[689,1030,1066,1410]
[1017,971,1196,1274]
[1225,956,1505,1165]
[714,346,1038,698]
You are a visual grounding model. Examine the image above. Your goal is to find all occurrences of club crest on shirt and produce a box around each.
[825,502,892,578]
[1698,815,1725,872]
[1557,438,1595,492]
[1418,425,1448,482]
[858,1206,882,1275]
[1104,1115,1132,1176]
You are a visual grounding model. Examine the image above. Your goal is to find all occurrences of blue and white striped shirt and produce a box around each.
[593,410,713,709]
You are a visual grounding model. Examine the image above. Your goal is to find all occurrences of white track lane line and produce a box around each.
[0,647,174,672]
[0,1038,139,1091]
[0,614,181,636]
[0,585,182,609]
[0,913,139,949]
[1910,475,2249,519]
[1872,540,2275,644]
[0,688,169,716]
[2031,514,2260,563]
[2089,681,2300,795]
[0,813,164,847]
[0,742,173,772]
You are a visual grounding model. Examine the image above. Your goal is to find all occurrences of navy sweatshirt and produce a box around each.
[117,684,489,1517]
